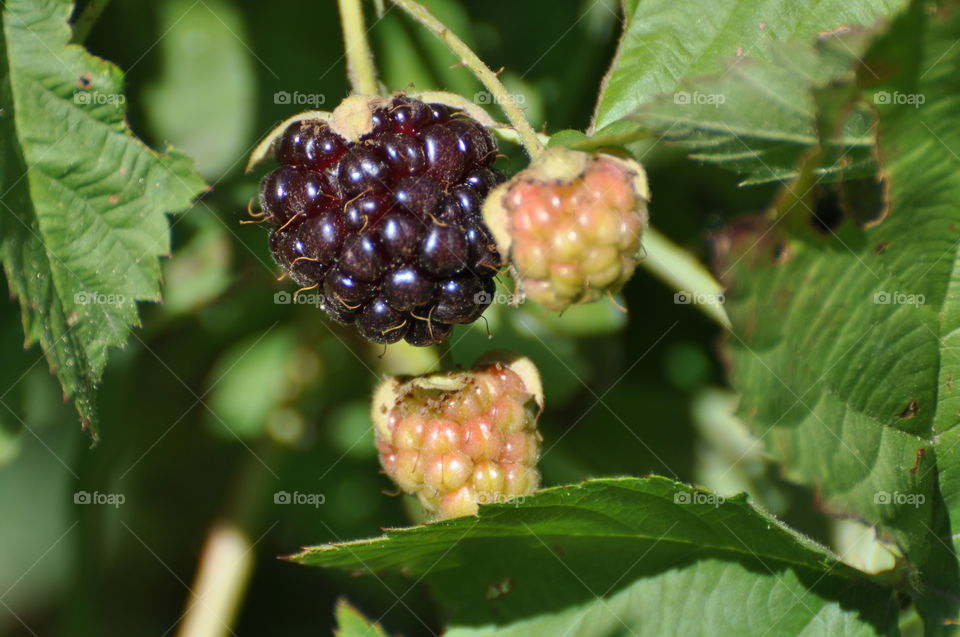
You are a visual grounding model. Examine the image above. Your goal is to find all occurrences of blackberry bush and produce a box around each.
[259,94,505,346]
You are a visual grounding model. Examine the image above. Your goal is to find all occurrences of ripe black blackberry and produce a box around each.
[260,95,504,345]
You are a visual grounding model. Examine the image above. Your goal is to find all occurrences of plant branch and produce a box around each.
[338,0,380,95]
[175,522,255,637]
[390,0,545,159]
[70,0,111,44]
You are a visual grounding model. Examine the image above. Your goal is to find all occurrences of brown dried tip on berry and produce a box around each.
[482,147,650,312]
[371,352,544,520]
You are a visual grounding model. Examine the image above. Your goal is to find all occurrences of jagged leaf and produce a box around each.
[293,477,897,636]
[715,4,960,632]
[0,0,205,436]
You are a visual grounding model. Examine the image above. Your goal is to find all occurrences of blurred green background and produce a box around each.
[0,0,813,634]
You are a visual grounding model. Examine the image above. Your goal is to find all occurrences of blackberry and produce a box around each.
[483,147,650,311]
[372,353,544,519]
[259,94,504,345]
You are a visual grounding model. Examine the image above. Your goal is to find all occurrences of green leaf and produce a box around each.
[591,0,906,132]
[205,328,296,440]
[624,30,880,185]
[0,0,205,436]
[161,214,233,316]
[546,128,588,148]
[334,599,390,637]
[293,477,897,636]
[517,298,627,337]
[714,4,960,631]
[142,0,256,179]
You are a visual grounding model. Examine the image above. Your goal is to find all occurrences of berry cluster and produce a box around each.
[483,148,649,312]
[373,355,543,519]
[260,95,505,346]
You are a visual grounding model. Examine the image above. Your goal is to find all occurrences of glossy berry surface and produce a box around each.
[259,95,505,345]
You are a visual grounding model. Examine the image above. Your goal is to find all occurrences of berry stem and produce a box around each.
[338,0,381,96]
[390,0,545,159]
[435,336,454,368]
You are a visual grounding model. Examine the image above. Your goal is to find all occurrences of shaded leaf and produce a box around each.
[626,31,880,185]
[0,0,205,436]
[334,599,390,637]
[714,3,960,632]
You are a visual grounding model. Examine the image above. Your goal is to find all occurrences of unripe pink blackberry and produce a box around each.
[372,352,544,519]
[483,147,650,311]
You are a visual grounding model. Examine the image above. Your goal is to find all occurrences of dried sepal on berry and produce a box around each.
[372,351,544,520]
[246,91,500,173]
[483,146,651,311]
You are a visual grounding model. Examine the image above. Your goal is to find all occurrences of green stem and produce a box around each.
[176,444,279,637]
[70,0,111,44]
[338,0,380,95]
[390,0,545,159]
[641,226,730,328]
[434,337,454,369]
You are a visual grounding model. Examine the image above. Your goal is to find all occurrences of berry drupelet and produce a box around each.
[372,353,544,519]
[483,147,650,312]
[260,95,505,346]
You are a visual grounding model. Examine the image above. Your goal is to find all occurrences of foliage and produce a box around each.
[2,0,957,636]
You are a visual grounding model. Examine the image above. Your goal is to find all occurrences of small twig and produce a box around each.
[337,0,380,95]
[390,0,545,159]
[70,0,112,44]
